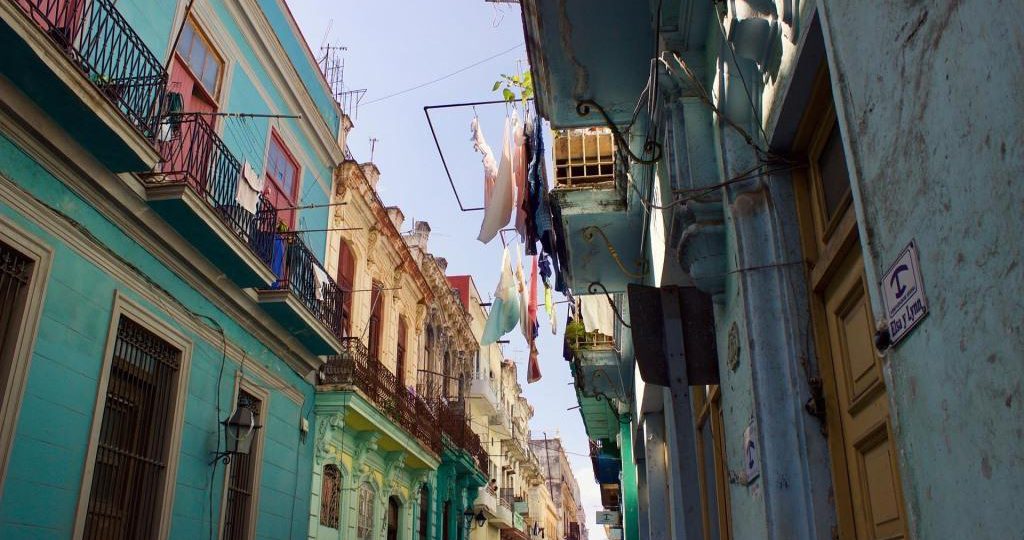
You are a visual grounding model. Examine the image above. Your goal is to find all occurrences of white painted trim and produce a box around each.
[0,215,53,501]
[216,372,270,540]
[72,291,194,540]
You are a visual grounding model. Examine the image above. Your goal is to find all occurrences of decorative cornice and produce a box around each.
[315,413,345,462]
[352,431,382,469]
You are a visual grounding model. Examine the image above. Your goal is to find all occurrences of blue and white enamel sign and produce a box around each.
[743,421,759,484]
[881,241,929,345]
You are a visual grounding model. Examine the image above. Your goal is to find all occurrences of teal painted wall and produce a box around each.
[619,421,639,540]
[0,129,314,537]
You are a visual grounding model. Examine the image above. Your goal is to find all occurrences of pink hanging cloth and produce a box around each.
[526,254,542,383]
[513,110,528,238]
[478,116,515,243]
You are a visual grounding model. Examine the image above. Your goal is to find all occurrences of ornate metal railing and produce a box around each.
[321,338,442,455]
[11,0,167,138]
[272,232,343,334]
[436,399,490,475]
[145,112,278,271]
[498,488,515,510]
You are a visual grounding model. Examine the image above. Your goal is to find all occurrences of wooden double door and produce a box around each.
[795,67,908,540]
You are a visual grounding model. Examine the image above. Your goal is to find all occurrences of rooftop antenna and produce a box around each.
[319,44,367,120]
[369,137,379,162]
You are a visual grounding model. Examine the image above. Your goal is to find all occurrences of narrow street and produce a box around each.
[0,1,1019,539]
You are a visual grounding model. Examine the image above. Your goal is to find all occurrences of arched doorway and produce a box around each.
[387,496,400,540]
[418,485,430,540]
[442,500,451,540]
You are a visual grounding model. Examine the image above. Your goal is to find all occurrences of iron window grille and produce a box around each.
[222,390,262,540]
[0,242,32,380]
[320,464,341,528]
[357,482,375,539]
[84,316,182,539]
[553,128,616,188]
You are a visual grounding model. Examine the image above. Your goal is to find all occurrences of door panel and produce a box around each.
[824,250,905,540]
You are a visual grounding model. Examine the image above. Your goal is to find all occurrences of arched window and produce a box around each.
[357,482,375,539]
[368,281,383,360]
[319,464,341,528]
[418,485,430,540]
[443,352,452,399]
[336,241,355,336]
[396,316,408,386]
[387,496,400,540]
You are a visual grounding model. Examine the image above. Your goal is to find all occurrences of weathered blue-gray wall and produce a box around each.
[821,1,1024,537]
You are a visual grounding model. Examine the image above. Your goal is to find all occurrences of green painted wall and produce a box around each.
[619,420,639,540]
[0,130,314,537]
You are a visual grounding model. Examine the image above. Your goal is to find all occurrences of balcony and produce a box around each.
[0,0,165,171]
[513,498,529,516]
[255,232,343,355]
[467,376,500,415]
[319,338,441,455]
[436,399,490,476]
[142,113,279,289]
[549,128,643,293]
[488,409,512,438]
[589,440,621,485]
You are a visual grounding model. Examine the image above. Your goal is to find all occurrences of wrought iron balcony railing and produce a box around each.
[271,232,343,334]
[320,338,441,455]
[436,399,491,476]
[498,488,515,510]
[12,0,167,138]
[146,112,278,269]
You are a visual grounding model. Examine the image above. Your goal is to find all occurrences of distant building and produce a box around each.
[531,437,588,540]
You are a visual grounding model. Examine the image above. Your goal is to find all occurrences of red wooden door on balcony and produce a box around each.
[264,133,299,230]
[368,282,383,361]
[336,241,355,337]
[18,0,85,49]
[163,19,221,194]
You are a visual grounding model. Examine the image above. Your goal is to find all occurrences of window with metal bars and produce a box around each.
[357,481,375,539]
[320,464,341,528]
[418,485,429,540]
[222,390,262,540]
[0,242,32,398]
[84,316,182,540]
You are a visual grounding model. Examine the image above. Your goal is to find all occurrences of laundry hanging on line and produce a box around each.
[481,246,520,345]
[477,114,516,243]
[235,160,265,214]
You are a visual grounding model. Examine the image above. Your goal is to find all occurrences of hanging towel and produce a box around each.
[544,286,557,335]
[312,264,330,302]
[528,254,539,339]
[527,341,541,383]
[513,111,528,239]
[235,161,265,214]
[471,117,498,208]
[481,247,520,345]
[478,117,515,243]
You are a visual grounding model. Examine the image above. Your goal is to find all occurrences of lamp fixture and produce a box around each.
[210,404,261,465]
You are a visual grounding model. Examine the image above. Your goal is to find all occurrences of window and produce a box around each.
[320,465,341,528]
[264,133,300,228]
[693,385,731,540]
[387,496,400,540]
[357,482,375,539]
[418,485,430,540]
[175,19,222,97]
[816,124,852,222]
[83,316,183,539]
[222,390,262,540]
[336,241,355,337]
[0,241,32,398]
[396,316,408,386]
[442,352,452,399]
[368,281,383,360]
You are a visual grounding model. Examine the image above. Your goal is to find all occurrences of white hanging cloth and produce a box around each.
[580,295,615,338]
[477,115,515,243]
[312,264,330,301]
[235,161,265,214]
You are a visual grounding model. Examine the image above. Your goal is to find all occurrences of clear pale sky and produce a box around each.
[288,1,603,536]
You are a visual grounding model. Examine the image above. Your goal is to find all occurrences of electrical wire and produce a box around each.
[363,44,524,106]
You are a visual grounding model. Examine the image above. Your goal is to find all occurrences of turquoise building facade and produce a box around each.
[520,0,1024,539]
[0,0,351,538]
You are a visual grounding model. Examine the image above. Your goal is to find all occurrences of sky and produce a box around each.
[287,1,605,536]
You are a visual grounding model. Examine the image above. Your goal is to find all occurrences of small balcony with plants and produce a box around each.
[1,0,166,171]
